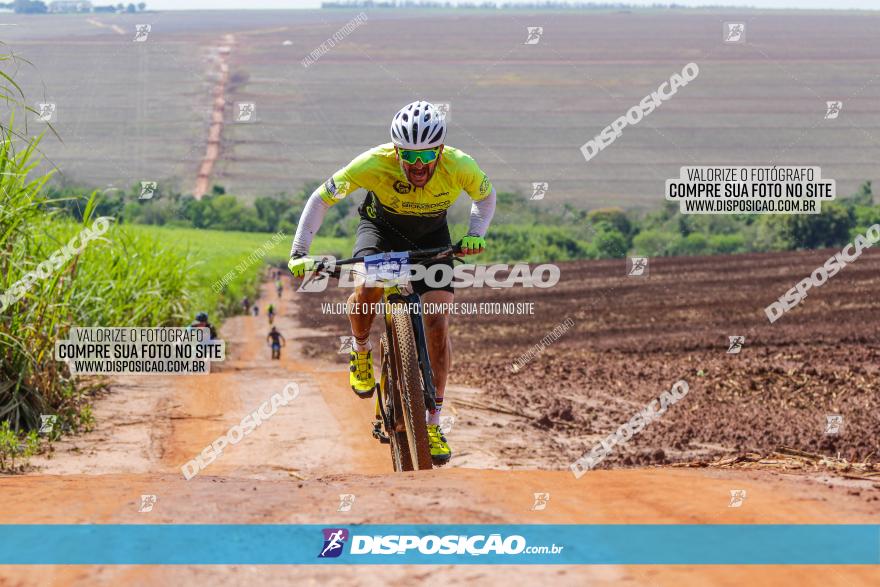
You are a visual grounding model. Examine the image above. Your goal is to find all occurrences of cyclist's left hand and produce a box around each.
[460,235,486,256]
[288,254,316,278]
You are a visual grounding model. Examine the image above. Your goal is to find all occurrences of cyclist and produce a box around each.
[267,303,276,324]
[275,279,283,298]
[266,326,285,360]
[288,100,495,464]
[190,311,218,340]
[242,297,251,314]
[252,304,259,317]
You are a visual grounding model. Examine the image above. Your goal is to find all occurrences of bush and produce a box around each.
[776,202,854,249]
[632,229,678,256]
[593,225,629,258]
[670,233,709,256]
[0,421,40,473]
[588,207,632,236]
[707,233,746,254]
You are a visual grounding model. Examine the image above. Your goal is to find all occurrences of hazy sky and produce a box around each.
[143,0,880,10]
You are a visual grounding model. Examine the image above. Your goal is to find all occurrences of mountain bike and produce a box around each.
[307,246,461,471]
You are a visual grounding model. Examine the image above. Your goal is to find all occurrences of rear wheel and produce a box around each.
[389,309,432,470]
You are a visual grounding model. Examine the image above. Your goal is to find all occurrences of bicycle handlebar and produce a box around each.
[313,244,463,276]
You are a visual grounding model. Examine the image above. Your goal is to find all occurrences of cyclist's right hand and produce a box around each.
[288,254,316,278]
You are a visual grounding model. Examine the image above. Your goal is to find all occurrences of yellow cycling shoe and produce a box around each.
[427,424,451,464]
[349,349,376,399]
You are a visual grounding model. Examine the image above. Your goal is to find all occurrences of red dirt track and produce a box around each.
[1,253,879,585]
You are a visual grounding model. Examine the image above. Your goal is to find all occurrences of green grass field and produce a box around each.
[122,225,352,317]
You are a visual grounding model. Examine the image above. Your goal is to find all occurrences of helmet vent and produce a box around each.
[428,126,443,144]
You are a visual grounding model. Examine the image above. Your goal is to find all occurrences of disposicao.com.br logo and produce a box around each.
[317,528,564,559]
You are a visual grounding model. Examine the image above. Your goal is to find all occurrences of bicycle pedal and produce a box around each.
[372,421,390,444]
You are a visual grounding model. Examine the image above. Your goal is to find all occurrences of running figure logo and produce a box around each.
[434,102,451,120]
[723,23,745,43]
[338,336,355,354]
[318,528,349,558]
[36,102,56,123]
[825,414,843,435]
[134,24,151,42]
[824,101,842,120]
[727,336,745,354]
[627,257,649,277]
[297,256,336,293]
[39,415,57,435]
[531,182,549,201]
[728,489,747,508]
[235,102,256,123]
[524,26,543,45]
[531,492,550,511]
[440,415,456,434]
[138,494,157,513]
[337,494,356,512]
[140,181,158,200]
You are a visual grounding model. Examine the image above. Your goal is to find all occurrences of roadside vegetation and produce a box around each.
[49,179,879,263]
[0,137,310,471]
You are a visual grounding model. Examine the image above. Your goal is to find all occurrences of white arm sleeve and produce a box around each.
[290,188,331,256]
[467,187,496,237]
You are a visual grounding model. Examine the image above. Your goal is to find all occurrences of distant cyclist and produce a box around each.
[190,311,218,340]
[275,279,283,298]
[266,326,286,360]
[267,303,276,324]
[252,304,259,317]
[242,297,251,314]
[288,100,495,464]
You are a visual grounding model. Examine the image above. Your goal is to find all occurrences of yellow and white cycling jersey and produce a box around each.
[319,142,493,230]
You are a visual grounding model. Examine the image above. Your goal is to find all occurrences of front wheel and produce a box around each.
[381,333,413,472]
[388,309,432,470]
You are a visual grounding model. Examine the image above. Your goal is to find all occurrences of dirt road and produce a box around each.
[0,277,877,586]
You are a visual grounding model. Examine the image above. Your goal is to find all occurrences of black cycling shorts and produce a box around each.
[352,218,454,295]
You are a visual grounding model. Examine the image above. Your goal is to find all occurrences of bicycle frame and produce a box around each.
[308,244,461,469]
[382,284,437,412]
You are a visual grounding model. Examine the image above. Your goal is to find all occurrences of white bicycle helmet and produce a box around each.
[389,101,447,149]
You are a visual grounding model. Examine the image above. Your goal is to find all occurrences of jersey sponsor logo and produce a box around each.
[479,174,490,196]
[401,200,449,209]
[325,178,350,200]
[365,201,377,219]
[393,180,412,194]
[432,191,449,198]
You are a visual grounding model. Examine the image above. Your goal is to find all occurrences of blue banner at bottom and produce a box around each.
[1,525,878,565]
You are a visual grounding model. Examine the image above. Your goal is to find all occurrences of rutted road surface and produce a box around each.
[0,278,876,586]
